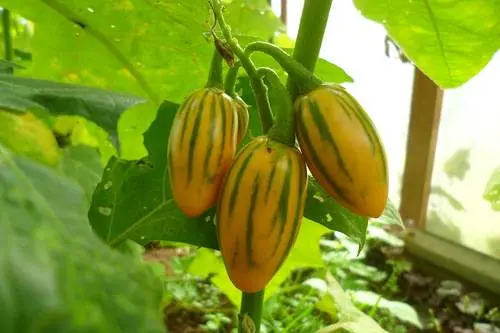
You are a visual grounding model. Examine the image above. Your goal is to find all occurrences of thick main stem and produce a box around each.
[211,1,273,133]
[239,290,265,333]
[286,0,333,99]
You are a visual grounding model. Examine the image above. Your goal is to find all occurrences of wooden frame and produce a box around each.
[400,67,500,295]
[405,230,500,299]
[399,68,443,229]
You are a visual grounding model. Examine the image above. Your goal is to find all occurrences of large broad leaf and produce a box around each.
[353,0,500,88]
[0,144,164,333]
[59,145,103,208]
[305,177,368,248]
[1,0,282,159]
[484,166,500,211]
[188,220,330,306]
[88,96,378,250]
[0,74,145,150]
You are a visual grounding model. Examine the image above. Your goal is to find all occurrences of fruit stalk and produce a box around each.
[205,46,224,89]
[239,290,264,333]
[210,0,273,133]
[224,62,241,97]
[256,67,295,147]
[286,0,333,99]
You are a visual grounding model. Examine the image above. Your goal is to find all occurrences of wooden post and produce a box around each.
[281,0,287,25]
[399,68,444,229]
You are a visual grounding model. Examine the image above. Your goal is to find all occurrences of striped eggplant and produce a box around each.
[216,136,308,293]
[234,95,249,144]
[167,87,238,218]
[294,84,388,218]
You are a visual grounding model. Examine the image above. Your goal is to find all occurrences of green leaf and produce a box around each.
[305,176,369,248]
[188,219,330,306]
[484,166,500,211]
[0,109,62,167]
[350,290,422,328]
[88,100,219,249]
[59,145,103,207]
[0,74,145,149]
[353,0,500,88]
[187,248,241,307]
[369,199,405,229]
[0,144,164,333]
[0,59,23,71]
[224,0,282,40]
[314,273,389,333]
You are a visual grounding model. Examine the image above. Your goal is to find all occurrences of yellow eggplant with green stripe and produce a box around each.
[294,84,388,218]
[234,95,249,144]
[216,136,308,293]
[167,87,238,218]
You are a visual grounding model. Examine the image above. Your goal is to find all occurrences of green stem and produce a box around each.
[40,0,160,105]
[245,41,322,95]
[286,0,333,99]
[239,290,265,333]
[256,67,295,147]
[211,0,273,133]
[205,47,224,89]
[224,62,241,96]
[2,9,13,73]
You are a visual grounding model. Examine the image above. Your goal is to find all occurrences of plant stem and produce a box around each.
[286,0,333,99]
[239,290,265,333]
[2,8,13,73]
[210,0,273,133]
[245,41,322,94]
[256,67,295,147]
[205,46,224,89]
[224,62,241,96]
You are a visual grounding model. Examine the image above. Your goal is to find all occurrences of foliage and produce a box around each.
[314,273,390,333]
[0,144,164,333]
[354,0,500,88]
[484,166,500,211]
[0,109,61,166]
[0,74,145,150]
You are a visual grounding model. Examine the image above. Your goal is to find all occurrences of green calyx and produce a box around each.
[256,67,295,147]
[245,41,322,97]
[205,46,224,89]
